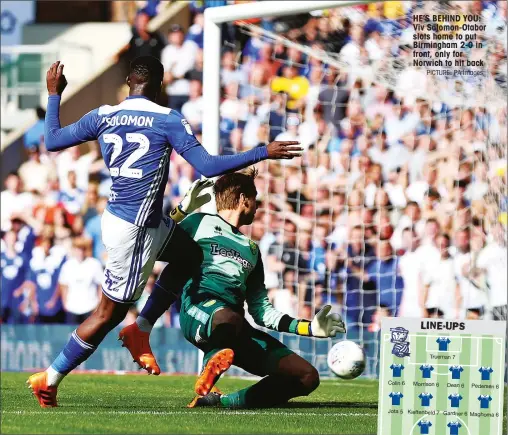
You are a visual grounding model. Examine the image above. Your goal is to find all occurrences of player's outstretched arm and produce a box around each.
[44,61,99,152]
[169,179,214,223]
[166,111,302,177]
[246,253,346,338]
[180,141,303,178]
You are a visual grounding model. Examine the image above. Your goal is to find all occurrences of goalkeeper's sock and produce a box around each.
[138,283,176,329]
[46,330,97,387]
[220,375,309,408]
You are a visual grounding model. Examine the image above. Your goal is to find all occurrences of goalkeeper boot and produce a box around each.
[187,388,223,408]
[194,348,234,396]
[118,323,160,375]
[27,372,58,408]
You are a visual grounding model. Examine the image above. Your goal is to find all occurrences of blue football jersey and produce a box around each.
[68,96,200,227]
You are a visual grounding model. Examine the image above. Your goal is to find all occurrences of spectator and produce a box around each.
[267,220,307,287]
[271,64,310,111]
[161,24,198,111]
[269,269,298,317]
[25,230,66,324]
[186,12,204,49]
[117,11,165,63]
[422,233,462,319]
[453,228,487,320]
[181,79,204,131]
[84,197,108,265]
[220,49,248,87]
[58,171,85,216]
[366,239,404,316]
[368,130,410,179]
[398,227,424,318]
[406,162,448,205]
[186,48,204,82]
[1,230,29,323]
[58,237,103,324]
[274,114,301,144]
[18,146,54,194]
[1,172,34,232]
[23,107,46,150]
[56,144,100,193]
[339,225,375,340]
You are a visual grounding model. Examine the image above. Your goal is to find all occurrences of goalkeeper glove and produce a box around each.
[296,305,346,338]
[169,179,214,223]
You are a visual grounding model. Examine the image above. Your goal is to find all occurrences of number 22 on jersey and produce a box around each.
[103,133,150,179]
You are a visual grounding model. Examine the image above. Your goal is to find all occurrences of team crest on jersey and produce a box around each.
[203,300,216,308]
[181,119,193,135]
[249,240,258,255]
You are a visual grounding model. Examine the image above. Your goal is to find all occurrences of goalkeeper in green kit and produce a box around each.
[122,168,346,408]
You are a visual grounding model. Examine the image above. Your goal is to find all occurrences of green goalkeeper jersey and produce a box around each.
[179,212,286,331]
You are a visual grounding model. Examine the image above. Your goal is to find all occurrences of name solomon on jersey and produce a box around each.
[210,243,254,272]
[100,115,155,128]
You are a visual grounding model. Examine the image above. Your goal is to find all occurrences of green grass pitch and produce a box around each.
[1,372,379,434]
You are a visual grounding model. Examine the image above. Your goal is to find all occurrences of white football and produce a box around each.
[327,340,366,379]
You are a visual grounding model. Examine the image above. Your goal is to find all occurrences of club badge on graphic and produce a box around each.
[390,327,410,358]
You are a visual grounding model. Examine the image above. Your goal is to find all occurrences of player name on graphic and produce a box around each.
[413,381,436,387]
[469,411,499,418]
[429,353,453,360]
[407,409,438,416]
[471,383,499,389]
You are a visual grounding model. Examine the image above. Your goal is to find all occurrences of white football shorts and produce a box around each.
[100,208,175,303]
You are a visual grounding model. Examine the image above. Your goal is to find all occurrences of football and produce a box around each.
[327,341,366,380]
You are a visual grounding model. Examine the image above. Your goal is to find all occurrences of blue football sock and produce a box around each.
[47,330,96,386]
[139,283,176,326]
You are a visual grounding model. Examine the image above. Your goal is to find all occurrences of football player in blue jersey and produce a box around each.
[27,57,302,407]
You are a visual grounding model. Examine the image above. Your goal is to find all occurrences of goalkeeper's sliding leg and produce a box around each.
[183,302,320,409]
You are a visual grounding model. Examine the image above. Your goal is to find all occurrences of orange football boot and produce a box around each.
[118,323,161,375]
[27,372,57,408]
[194,349,234,396]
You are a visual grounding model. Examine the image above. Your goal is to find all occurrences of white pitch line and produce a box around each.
[2,410,377,417]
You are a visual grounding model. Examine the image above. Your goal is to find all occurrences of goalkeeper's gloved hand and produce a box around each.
[309,305,346,338]
[169,179,214,223]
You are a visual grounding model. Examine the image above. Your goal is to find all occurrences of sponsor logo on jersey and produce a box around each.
[210,243,253,271]
[181,119,193,135]
[249,240,258,255]
[214,226,222,235]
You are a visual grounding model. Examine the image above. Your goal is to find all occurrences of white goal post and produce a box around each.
[202,0,374,156]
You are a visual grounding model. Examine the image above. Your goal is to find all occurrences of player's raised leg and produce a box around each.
[119,222,203,374]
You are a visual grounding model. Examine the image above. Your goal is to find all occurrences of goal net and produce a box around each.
[200,0,507,378]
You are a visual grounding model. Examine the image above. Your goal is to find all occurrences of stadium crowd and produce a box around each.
[1,0,507,353]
